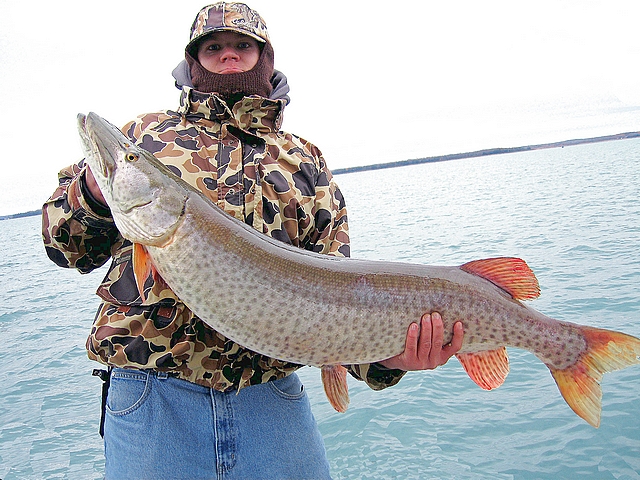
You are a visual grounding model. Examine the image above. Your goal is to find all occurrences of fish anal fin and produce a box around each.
[321,365,350,413]
[549,326,640,428]
[461,257,540,301]
[456,347,510,390]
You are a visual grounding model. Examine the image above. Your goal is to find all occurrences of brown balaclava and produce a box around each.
[186,41,274,103]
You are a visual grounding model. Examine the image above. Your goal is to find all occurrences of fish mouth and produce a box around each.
[121,199,153,214]
[77,112,125,179]
[77,113,103,174]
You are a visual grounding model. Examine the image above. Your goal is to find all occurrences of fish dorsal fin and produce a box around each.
[460,257,540,301]
[456,347,510,390]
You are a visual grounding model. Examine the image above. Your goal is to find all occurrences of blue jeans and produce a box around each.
[104,368,332,480]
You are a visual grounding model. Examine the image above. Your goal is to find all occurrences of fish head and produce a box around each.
[77,112,187,247]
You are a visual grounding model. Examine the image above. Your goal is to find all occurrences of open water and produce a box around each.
[1,138,639,479]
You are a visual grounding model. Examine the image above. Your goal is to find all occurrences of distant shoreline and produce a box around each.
[3,130,639,220]
[0,209,42,221]
[331,130,640,176]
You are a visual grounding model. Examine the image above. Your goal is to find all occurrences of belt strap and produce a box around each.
[92,367,112,438]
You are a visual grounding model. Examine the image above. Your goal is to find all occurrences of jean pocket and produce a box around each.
[268,373,306,401]
[106,369,151,415]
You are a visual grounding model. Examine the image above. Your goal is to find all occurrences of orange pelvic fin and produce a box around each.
[456,347,510,390]
[461,257,540,301]
[132,243,154,302]
[321,364,350,413]
[549,326,640,428]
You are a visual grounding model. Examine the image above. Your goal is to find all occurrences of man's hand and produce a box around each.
[379,312,464,371]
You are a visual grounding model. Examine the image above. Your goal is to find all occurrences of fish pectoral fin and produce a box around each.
[549,326,640,428]
[321,365,350,413]
[456,347,510,390]
[132,243,158,302]
[151,267,170,294]
[461,257,540,301]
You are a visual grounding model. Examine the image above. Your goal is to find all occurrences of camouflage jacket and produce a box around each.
[42,87,406,392]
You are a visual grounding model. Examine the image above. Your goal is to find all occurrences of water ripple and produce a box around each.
[2,139,640,478]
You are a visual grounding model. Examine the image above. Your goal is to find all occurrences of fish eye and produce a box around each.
[125,152,138,162]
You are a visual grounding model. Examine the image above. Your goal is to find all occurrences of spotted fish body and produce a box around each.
[79,112,640,428]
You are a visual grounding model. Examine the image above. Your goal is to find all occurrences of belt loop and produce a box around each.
[156,371,169,380]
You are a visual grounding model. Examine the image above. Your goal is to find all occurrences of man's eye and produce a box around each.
[238,42,251,49]
[207,44,221,51]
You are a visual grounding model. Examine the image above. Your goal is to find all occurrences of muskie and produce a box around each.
[78,112,640,427]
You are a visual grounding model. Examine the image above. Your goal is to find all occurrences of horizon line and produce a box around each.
[331,130,640,176]
[3,130,639,220]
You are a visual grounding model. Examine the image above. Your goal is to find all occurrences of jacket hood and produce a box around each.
[172,60,291,105]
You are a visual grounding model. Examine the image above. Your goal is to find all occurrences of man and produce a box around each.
[43,3,463,478]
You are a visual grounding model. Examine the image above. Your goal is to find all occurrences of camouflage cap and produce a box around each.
[187,2,270,55]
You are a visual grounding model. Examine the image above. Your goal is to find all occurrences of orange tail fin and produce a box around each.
[549,326,640,427]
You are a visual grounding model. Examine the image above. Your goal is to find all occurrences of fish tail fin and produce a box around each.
[549,326,640,428]
[321,365,350,413]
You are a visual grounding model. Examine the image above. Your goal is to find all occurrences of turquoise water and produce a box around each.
[1,138,640,479]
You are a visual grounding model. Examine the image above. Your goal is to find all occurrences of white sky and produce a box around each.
[1,0,639,216]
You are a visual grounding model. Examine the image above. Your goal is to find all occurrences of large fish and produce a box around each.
[78,112,640,427]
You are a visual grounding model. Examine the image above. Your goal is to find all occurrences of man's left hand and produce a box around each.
[379,312,464,371]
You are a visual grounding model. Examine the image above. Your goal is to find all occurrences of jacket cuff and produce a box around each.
[79,172,112,217]
[68,172,114,228]
[347,362,407,391]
